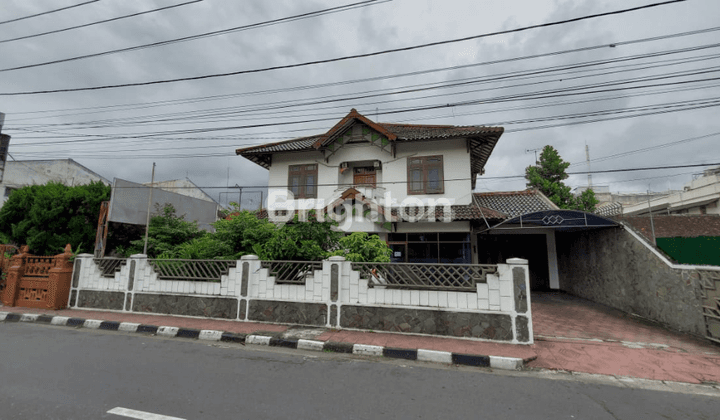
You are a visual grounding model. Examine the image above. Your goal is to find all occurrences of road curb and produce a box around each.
[0,311,528,371]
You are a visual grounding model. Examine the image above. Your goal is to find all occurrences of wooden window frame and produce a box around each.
[288,164,318,199]
[407,155,444,195]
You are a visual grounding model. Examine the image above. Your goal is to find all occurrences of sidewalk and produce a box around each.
[3,292,720,385]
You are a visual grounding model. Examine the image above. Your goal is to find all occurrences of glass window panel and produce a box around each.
[411,168,423,191]
[407,242,439,263]
[305,174,316,196]
[439,232,470,242]
[387,233,406,242]
[439,243,471,264]
[290,176,301,196]
[428,168,440,189]
[407,233,437,242]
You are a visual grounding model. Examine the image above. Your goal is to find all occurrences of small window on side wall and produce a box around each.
[288,164,318,199]
[407,155,444,194]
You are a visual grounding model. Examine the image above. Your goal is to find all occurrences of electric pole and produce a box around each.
[585,143,593,189]
[525,148,542,164]
[143,162,156,255]
[0,112,10,183]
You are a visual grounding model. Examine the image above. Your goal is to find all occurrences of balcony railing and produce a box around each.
[261,260,322,285]
[351,262,497,291]
[148,259,236,282]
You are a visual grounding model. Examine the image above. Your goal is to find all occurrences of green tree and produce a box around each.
[0,181,110,255]
[525,145,598,212]
[124,204,206,258]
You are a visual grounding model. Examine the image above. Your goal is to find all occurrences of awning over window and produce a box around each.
[484,209,618,232]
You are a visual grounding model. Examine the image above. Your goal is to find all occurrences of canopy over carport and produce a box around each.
[483,209,618,232]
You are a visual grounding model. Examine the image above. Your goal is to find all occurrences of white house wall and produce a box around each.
[1,159,108,205]
[266,138,474,209]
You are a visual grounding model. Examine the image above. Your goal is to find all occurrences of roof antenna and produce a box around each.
[376,107,379,122]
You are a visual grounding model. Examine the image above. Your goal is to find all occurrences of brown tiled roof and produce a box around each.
[236,109,503,174]
[235,135,320,154]
[378,123,504,141]
[473,189,558,218]
[389,204,506,221]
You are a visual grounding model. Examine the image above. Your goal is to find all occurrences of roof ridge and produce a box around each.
[474,189,537,197]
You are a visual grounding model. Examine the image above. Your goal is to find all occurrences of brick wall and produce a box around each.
[617,215,720,241]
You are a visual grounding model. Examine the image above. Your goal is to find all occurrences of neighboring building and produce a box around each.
[0,158,108,205]
[574,185,677,217]
[144,178,217,204]
[237,109,506,264]
[623,167,720,216]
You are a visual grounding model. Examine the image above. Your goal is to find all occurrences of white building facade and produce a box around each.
[237,109,506,265]
[623,167,720,216]
[0,158,108,205]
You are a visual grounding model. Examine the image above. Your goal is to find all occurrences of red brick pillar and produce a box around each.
[46,244,73,310]
[1,245,28,307]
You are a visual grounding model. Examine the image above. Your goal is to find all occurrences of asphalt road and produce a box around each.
[1,322,719,420]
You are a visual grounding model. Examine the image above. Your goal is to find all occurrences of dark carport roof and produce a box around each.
[484,209,619,232]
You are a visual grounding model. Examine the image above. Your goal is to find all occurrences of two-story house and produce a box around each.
[236,109,506,265]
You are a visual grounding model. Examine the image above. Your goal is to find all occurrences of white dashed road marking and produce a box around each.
[107,406,186,420]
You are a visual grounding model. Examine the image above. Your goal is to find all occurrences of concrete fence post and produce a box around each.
[506,257,533,344]
[127,254,148,312]
[326,256,345,327]
[238,255,260,321]
[70,254,94,308]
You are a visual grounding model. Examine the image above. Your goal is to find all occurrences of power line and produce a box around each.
[0,0,389,73]
[9,65,720,141]
[39,162,715,187]
[9,24,720,120]
[15,44,720,131]
[0,0,99,25]
[8,85,720,152]
[569,131,720,167]
[0,0,204,44]
[0,0,688,95]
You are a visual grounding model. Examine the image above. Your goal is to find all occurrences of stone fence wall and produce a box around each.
[556,225,720,340]
[70,254,533,344]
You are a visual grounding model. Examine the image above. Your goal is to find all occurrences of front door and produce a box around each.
[354,167,376,187]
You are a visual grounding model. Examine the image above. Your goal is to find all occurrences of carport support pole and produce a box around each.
[546,231,560,290]
[143,162,156,255]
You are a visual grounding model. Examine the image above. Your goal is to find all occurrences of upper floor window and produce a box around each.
[407,155,444,194]
[288,164,318,198]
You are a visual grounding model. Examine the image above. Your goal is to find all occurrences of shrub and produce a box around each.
[0,181,110,255]
[330,232,391,262]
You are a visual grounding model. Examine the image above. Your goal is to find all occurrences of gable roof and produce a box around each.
[473,189,558,218]
[236,109,503,176]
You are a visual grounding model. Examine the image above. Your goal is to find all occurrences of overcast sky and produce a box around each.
[1,0,719,207]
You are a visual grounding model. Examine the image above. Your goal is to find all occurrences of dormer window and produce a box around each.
[408,156,444,194]
[288,164,318,199]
